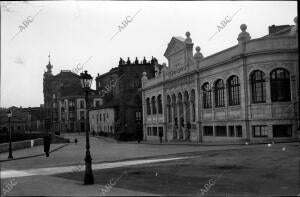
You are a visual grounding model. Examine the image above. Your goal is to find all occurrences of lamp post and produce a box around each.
[7,109,13,159]
[79,70,94,185]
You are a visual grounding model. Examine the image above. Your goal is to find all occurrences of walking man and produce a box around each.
[43,133,52,157]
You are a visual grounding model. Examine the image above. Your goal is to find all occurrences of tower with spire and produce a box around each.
[43,54,54,109]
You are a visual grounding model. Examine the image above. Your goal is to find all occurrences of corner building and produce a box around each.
[142,17,298,143]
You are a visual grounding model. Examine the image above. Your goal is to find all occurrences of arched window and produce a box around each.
[228,76,240,106]
[270,68,291,102]
[146,98,151,115]
[157,95,162,114]
[202,83,212,109]
[251,70,266,103]
[214,79,225,107]
[151,96,156,114]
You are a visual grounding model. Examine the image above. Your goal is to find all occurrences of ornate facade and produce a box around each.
[43,57,101,133]
[142,17,298,143]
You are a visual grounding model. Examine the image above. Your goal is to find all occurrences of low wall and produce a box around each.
[0,134,69,153]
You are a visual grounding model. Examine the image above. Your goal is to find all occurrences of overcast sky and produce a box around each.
[0,1,297,108]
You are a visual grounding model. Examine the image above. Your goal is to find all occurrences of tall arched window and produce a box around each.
[146,98,151,115]
[228,76,240,106]
[251,70,266,103]
[214,79,225,107]
[151,96,156,114]
[157,95,162,114]
[202,83,212,109]
[270,68,291,102]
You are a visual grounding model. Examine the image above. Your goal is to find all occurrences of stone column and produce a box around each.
[190,101,194,123]
[265,77,271,103]
[211,86,215,121]
[234,125,237,137]
[183,101,187,140]
[177,102,181,140]
[156,97,159,115]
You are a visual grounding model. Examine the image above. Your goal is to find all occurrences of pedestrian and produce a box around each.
[74,138,78,143]
[43,133,52,157]
[159,129,163,143]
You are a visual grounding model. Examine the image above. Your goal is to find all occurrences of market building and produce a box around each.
[142,17,298,143]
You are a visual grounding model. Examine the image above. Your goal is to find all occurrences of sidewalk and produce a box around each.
[3,174,156,196]
[0,143,69,162]
[104,138,300,146]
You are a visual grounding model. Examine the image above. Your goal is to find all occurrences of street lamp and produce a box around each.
[7,109,13,159]
[79,70,94,185]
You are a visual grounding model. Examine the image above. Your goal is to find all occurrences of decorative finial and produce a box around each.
[126,57,131,64]
[48,52,51,64]
[240,24,247,32]
[185,31,192,43]
[237,24,251,43]
[143,57,147,64]
[194,46,203,62]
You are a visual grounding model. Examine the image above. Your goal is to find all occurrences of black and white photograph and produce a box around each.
[0,1,299,196]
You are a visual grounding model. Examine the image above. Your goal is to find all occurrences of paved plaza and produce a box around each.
[1,134,299,196]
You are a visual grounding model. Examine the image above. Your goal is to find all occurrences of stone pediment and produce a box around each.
[164,37,185,58]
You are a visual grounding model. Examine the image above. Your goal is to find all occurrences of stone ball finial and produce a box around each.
[240,24,247,32]
[186,31,190,38]
[185,31,192,43]
[193,46,203,61]
[238,24,251,43]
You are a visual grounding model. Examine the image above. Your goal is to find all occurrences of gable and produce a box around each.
[164,37,185,58]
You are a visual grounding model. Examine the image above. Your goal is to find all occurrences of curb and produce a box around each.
[120,139,300,146]
[0,143,69,162]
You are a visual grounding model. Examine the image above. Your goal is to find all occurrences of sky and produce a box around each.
[0,1,297,108]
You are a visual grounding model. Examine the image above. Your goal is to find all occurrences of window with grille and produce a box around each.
[270,68,291,102]
[203,126,213,136]
[215,126,227,136]
[253,125,267,137]
[251,70,266,103]
[214,79,225,107]
[202,83,212,109]
[228,76,240,106]
[273,125,292,137]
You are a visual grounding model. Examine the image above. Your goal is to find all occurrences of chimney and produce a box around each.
[268,25,291,35]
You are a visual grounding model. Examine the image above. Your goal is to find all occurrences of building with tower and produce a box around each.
[142,17,298,143]
[43,55,101,133]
